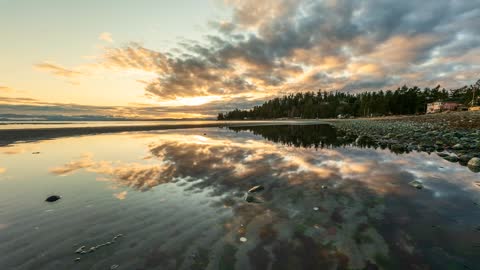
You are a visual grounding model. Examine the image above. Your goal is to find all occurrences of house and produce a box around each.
[426,101,462,114]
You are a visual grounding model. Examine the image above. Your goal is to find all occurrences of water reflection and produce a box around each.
[1,126,479,270]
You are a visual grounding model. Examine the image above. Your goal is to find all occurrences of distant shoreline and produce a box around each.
[0,120,328,146]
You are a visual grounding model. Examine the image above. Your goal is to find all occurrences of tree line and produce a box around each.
[218,82,480,120]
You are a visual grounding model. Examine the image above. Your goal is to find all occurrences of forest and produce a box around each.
[218,83,479,120]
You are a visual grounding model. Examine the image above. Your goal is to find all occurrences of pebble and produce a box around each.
[239,237,247,242]
[313,207,319,211]
[45,195,61,202]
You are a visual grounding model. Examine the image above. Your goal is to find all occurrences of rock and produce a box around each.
[88,247,96,253]
[467,157,480,172]
[248,185,264,193]
[244,194,255,203]
[313,207,319,211]
[409,180,423,189]
[444,155,459,162]
[355,135,373,145]
[110,265,119,270]
[45,195,61,202]
[437,152,449,158]
[239,237,247,242]
[74,258,81,262]
[452,143,463,150]
[459,154,473,163]
[75,246,86,254]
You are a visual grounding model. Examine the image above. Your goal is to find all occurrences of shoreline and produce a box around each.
[0,120,328,146]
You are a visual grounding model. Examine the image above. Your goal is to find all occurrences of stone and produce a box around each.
[248,185,264,193]
[467,157,480,172]
[444,155,459,162]
[244,194,255,203]
[239,237,247,242]
[409,180,423,189]
[45,195,61,202]
[75,246,86,254]
[452,143,463,150]
[74,258,81,262]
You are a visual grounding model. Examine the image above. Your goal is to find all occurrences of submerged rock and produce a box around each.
[409,180,424,189]
[248,185,264,193]
[45,195,61,202]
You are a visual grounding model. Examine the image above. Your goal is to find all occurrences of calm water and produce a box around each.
[0,124,479,270]
[0,120,322,130]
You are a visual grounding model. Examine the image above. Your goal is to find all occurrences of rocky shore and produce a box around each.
[327,111,480,172]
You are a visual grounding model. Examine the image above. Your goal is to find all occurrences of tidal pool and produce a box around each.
[0,124,479,270]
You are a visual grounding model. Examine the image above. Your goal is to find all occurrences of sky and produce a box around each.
[1,0,479,119]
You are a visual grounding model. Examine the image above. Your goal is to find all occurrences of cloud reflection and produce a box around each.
[43,127,480,269]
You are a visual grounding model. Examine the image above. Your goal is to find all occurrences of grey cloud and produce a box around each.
[96,0,480,99]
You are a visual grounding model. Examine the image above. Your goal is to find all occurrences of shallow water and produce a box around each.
[0,124,479,270]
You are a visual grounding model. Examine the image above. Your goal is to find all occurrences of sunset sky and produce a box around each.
[1,0,479,119]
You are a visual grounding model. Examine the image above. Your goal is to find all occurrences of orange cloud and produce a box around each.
[34,61,85,78]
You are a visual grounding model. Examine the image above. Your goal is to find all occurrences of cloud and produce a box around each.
[99,32,114,43]
[114,191,127,200]
[84,0,480,100]
[0,86,13,93]
[34,61,85,78]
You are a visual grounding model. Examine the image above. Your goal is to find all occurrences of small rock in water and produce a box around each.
[313,207,319,211]
[110,264,119,269]
[45,195,61,202]
[75,246,86,254]
[248,185,264,193]
[409,180,423,189]
[74,257,81,262]
[239,237,247,242]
